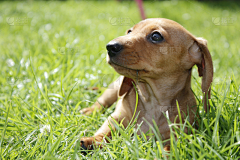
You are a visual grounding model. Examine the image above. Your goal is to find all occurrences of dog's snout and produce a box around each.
[106,41,123,57]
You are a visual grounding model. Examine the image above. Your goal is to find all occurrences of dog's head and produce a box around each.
[106,18,213,110]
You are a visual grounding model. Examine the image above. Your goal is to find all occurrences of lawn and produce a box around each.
[0,0,239,159]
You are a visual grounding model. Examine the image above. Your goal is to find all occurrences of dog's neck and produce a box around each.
[135,71,192,109]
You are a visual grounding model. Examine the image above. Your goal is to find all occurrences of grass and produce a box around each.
[0,0,240,159]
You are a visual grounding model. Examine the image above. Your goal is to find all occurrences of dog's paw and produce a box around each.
[80,137,94,155]
[80,137,94,149]
[80,136,104,154]
[80,108,95,115]
[80,103,102,115]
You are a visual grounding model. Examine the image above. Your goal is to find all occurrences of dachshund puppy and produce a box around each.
[80,18,213,152]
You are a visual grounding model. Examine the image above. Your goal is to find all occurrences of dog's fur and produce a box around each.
[80,18,213,151]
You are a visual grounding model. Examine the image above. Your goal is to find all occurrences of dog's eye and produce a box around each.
[150,32,164,43]
[127,30,132,34]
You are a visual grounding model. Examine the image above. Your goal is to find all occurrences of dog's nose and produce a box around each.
[106,41,123,57]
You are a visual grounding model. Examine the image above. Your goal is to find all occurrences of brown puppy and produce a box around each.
[80,18,213,151]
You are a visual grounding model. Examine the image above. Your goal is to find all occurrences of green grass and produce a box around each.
[0,1,240,159]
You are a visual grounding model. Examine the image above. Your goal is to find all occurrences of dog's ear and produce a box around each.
[118,76,134,96]
[189,37,213,112]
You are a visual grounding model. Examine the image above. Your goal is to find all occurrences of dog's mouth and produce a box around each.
[108,59,146,72]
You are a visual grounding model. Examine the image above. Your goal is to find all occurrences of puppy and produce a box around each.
[80,18,213,151]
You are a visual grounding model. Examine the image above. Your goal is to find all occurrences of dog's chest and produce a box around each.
[136,96,170,134]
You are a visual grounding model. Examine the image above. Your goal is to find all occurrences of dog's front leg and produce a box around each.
[80,116,117,150]
[80,78,120,115]
[80,104,130,152]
